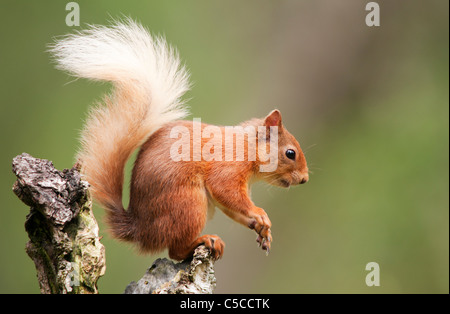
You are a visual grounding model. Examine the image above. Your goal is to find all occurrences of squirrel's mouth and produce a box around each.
[279,179,291,188]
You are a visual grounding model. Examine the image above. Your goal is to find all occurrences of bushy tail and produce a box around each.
[49,19,190,240]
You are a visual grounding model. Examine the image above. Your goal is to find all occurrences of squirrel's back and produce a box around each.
[49,19,190,241]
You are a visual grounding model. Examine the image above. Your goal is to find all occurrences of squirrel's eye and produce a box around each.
[285,149,296,160]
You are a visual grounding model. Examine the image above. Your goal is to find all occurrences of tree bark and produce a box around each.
[12,153,217,294]
[12,153,106,294]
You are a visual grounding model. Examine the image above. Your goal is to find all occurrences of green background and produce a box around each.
[0,0,448,293]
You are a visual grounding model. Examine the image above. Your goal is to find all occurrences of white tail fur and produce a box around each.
[48,19,190,240]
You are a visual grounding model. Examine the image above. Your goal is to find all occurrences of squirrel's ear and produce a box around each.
[264,109,282,128]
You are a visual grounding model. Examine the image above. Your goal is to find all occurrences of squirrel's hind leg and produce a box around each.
[164,185,225,261]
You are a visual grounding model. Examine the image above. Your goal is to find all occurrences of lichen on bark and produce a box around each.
[12,153,105,294]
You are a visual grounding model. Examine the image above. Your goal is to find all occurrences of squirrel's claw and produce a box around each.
[256,233,272,255]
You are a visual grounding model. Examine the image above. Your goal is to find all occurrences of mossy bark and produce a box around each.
[12,153,105,294]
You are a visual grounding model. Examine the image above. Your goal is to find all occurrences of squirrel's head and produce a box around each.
[257,109,309,188]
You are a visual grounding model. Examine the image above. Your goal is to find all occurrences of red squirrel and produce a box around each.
[49,20,309,261]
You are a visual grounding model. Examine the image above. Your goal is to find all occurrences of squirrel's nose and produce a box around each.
[299,173,309,184]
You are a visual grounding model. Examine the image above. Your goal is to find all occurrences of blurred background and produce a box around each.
[0,0,448,294]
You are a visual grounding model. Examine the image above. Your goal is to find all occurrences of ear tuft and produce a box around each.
[264,109,282,127]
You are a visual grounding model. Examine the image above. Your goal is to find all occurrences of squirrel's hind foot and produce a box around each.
[169,234,225,261]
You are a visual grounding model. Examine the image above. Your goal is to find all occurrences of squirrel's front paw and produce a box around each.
[248,208,272,255]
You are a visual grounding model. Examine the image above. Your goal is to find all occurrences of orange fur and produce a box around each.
[122,116,309,260]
